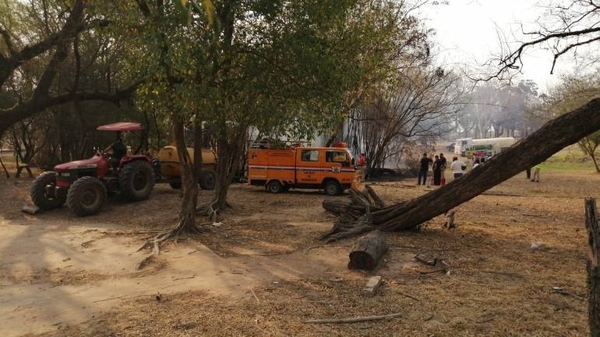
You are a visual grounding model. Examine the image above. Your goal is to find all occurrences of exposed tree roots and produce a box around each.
[136,214,204,270]
[197,198,234,223]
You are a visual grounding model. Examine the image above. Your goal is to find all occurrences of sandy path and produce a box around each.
[0,218,348,337]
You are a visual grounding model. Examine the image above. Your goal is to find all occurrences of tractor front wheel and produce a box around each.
[31,171,65,210]
[67,176,107,216]
[119,161,155,201]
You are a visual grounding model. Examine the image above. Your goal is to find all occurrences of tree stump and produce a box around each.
[348,230,388,270]
[585,198,600,336]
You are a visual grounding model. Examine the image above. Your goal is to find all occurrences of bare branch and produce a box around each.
[551,35,600,74]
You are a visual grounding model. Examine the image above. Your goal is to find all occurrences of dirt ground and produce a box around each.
[0,153,598,337]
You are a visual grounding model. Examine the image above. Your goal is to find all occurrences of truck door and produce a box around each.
[296,149,320,184]
[325,150,347,175]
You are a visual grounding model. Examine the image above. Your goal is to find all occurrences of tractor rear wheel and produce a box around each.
[199,170,216,190]
[67,176,107,216]
[31,171,65,210]
[119,161,155,201]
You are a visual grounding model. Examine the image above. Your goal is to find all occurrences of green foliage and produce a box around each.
[125,0,408,143]
[89,0,432,209]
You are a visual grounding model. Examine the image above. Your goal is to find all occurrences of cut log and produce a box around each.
[348,230,388,270]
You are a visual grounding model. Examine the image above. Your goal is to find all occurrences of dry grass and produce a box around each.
[4,157,600,337]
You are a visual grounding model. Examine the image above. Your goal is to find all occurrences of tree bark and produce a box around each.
[212,127,247,210]
[173,115,200,232]
[323,97,600,241]
[585,198,600,337]
[0,155,9,178]
[348,230,388,270]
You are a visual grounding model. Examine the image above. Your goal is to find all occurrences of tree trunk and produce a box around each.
[0,155,9,178]
[173,115,199,232]
[323,97,600,241]
[586,198,600,337]
[212,128,247,210]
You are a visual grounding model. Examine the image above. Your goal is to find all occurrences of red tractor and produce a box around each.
[30,122,155,216]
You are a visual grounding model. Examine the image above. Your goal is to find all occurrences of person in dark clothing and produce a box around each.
[417,153,432,185]
[433,155,442,185]
[439,153,447,185]
[104,132,127,168]
[439,153,447,170]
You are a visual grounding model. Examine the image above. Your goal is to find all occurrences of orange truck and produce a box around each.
[247,144,361,195]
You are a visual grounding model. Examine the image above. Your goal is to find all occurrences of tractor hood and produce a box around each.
[54,155,106,172]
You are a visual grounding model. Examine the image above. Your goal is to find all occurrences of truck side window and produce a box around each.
[301,150,319,162]
[326,151,349,166]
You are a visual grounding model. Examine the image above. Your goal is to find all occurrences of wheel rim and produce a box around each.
[133,171,148,191]
[81,188,99,207]
[44,182,57,199]
[326,183,338,195]
[269,182,280,193]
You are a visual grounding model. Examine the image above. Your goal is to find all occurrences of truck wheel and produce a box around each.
[31,171,65,210]
[119,161,155,201]
[67,176,106,216]
[267,180,283,193]
[169,179,182,189]
[199,170,216,190]
[323,180,342,196]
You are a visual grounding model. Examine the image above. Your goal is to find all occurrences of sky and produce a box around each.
[418,0,573,93]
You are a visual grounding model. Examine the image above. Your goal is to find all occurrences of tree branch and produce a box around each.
[490,25,600,80]
[0,0,86,86]
[0,80,143,136]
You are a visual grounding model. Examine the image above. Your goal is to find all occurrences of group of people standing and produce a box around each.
[418,152,481,186]
[418,152,448,186]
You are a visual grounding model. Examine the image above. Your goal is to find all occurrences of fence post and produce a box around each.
[585,197,600,337]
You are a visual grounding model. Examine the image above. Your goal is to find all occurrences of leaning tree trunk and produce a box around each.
[322,97,600,242]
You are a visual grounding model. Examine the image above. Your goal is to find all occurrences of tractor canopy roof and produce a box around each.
[96,122,144,132]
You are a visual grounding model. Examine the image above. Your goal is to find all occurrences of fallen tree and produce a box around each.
[321,97,600,242]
